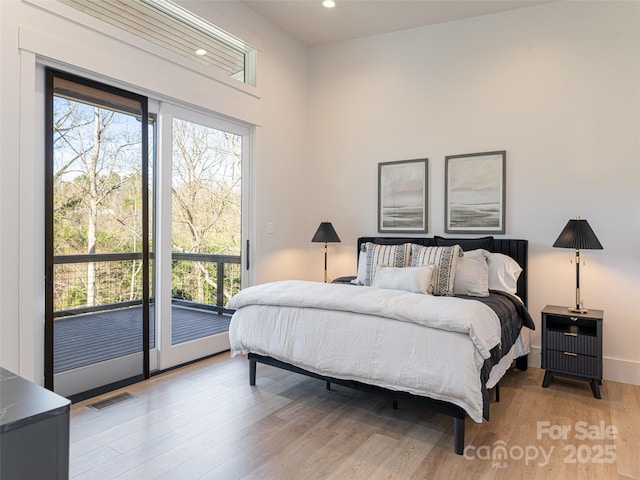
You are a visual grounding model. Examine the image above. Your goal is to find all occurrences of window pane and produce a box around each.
[59,0,256,86]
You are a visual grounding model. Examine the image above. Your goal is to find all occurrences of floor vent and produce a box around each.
[88,392,136,411]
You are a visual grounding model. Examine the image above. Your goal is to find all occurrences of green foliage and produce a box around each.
[53,100,242,312]
[61,287,86,310]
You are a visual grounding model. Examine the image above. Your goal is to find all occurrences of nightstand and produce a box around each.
[541,305,603,399]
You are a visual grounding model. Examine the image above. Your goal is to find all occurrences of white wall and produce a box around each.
[0,0,309,382]
[306,1,640,384]
[188,1,312,284]
[2,0,638,387]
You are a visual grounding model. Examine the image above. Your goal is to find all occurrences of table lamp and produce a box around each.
[553,216,603,314]
[311,222,340,282]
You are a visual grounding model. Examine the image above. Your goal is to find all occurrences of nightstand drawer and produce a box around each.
[546,350,598,377]
[544,313,598,330]
[547,329,596,354]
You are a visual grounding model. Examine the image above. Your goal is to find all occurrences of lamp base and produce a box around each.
[567,306,588,314]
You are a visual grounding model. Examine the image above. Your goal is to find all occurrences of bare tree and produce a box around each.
[53,97,142,307]
[171,118,241,303]
[53,99,242,311]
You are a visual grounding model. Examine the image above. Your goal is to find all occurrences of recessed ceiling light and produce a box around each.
[322,0,335,8]
[195,48,207,56]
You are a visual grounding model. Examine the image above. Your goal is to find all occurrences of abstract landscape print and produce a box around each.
[445,151,505,234]
[378,158,428,233]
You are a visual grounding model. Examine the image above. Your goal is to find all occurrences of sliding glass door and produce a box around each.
[45,69,151,399]
[156,105,248,370]
[45,71,251,397]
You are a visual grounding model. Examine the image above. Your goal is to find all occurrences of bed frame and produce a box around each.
[246,236,529,455]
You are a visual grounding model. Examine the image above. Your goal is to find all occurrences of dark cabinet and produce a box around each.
[541,305,603,399]
[0,367,70,479]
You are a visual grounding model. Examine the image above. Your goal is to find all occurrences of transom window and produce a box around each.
[58,0,256,85]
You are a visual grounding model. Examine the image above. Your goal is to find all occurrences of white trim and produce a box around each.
[156,102,173,370]
[156,102,249,370]
[18,26,263,126]
[165,102,252,138]
[18,50,42,383]
[603,357,640,386]
[23,0,261,97]
[53,350,154,398]
[246,126,257,288]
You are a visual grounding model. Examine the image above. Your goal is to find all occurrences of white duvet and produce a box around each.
[228,280,504,422]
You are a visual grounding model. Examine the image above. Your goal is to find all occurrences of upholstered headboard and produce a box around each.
[357,236,528,306]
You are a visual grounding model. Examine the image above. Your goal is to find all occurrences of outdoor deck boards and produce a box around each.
[54,305,230,373]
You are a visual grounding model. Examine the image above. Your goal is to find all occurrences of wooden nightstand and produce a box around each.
[541,305,603,399]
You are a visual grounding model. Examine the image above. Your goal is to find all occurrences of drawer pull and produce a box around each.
[570,317,578,322]
[563,332,578,337]
[564,352,578,357]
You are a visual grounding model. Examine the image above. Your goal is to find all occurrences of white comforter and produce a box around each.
[228,280,503,422]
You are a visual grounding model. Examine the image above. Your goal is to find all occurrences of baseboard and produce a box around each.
[603,356,640,386]
[527,346,640,386]
[528,346,542,369]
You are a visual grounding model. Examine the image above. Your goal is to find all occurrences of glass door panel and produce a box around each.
[158,105,248,370]
[45,70,150,399]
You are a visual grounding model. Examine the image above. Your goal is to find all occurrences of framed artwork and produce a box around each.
[378,158,428,233]
[445,151,506,234]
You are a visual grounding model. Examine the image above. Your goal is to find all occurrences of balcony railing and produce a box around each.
[53,252,241,317]
[171,252,241,314]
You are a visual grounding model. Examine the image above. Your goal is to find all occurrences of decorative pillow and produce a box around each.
[370,238,416,245]
[453,249,490,297]
[364,242,412,286]
[434,236,494,252]
[353,250,368,285]
[410,244,462,296]
[372,265,435,294]
[487,252,522,295]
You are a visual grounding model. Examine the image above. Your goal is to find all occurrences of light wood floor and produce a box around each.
[70,352,640,479]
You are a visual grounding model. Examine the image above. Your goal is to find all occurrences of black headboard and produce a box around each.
[357,236,528,307]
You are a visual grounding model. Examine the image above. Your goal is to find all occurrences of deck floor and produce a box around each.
[54,305,230,373]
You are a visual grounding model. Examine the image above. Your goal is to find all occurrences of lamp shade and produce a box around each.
[311,222,340,243]
[553,218,603,250]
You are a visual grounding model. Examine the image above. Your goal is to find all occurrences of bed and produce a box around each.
[227,236,534,454]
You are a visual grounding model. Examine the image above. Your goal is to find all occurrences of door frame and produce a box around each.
[156,102,251,371]
[44,68,151,398]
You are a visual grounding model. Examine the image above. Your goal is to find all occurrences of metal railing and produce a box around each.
[171,252,241,314]
[53,252,241,317]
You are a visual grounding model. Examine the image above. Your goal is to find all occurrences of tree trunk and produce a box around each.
[86,108,101,307]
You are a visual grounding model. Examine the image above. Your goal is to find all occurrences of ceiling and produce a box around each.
[241,0,553,46]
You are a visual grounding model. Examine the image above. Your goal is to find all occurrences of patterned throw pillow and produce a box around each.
[364,242,412,286]
[410,244,462,296]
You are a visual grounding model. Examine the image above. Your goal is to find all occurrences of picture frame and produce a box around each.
[378,158,428,233]
[445,151,506,234]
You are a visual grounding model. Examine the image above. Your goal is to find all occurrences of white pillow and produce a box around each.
[454,249,490,297]
[372,265,435,294]
[353,250,367,285]
[487,252,522,295]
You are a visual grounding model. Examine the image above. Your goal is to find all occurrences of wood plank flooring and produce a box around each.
[70,353,640,479]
